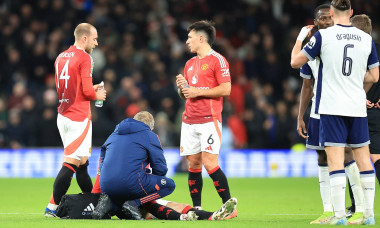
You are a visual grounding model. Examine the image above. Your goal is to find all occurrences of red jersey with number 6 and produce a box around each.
[183,50,231,124]
[55,46,96,122]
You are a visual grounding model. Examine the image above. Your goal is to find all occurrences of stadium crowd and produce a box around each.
[0,0,379,149]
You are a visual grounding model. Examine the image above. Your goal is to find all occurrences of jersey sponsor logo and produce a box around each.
[307,36,316,49]
[221,68,230,77]
[201,64,208,71]
[193,86,210,90]
[161,179,166,185]
[192,74,199,84]
[188,66,193,72]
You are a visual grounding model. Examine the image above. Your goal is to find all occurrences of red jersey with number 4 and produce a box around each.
[55,46,96,121]
[183,50,231,124]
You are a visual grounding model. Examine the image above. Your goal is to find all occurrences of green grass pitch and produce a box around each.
[0,175,379,227]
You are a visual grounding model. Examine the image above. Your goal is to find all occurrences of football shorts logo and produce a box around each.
[192,75,199,84]
[221,69,230,77]
[201,64,208,71]
[161,179,166,185]
[180,146,184,154]
[307,36,316,49]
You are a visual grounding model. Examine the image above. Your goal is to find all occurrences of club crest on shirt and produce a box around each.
[201,64,208,71]
[192,74,199,84]
[307,36,316,49]
[161,179,166,185]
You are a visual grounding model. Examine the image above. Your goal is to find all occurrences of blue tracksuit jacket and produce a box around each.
[99,118,171,201]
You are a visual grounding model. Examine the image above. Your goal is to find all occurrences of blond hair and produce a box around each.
[351,14,372,35]
[74,23,96,41]
[134,111,155,129]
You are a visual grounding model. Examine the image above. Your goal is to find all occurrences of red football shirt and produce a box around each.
[183,50,231,124]
[55,46,96,121]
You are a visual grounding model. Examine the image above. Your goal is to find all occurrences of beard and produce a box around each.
[85,44,94,54]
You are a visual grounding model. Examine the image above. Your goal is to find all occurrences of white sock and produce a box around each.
[345,161,364,212]
[318,166,333,212]
[360,171,375,218]
[329,170,346,218]
[47,203,58,211]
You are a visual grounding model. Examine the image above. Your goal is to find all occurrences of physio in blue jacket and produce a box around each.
[99,111,175,206]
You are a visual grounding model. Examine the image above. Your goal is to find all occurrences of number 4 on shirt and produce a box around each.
[56,60,71,89]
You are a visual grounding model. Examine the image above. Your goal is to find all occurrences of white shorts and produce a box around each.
[180,121,222,156]
[57,113,92,160]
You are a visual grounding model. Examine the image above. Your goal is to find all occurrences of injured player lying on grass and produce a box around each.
[92,193,238,221]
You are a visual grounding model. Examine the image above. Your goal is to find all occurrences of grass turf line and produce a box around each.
[0,175,379,227]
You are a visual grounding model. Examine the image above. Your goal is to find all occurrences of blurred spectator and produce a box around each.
[20,95,38,146]
[7,82,27,110]
[0,98,7,147]
[154,111,178,147]
[35,108,61,147]
[6,109,28,148]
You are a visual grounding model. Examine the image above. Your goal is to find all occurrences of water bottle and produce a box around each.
[95,81,104,107]
[181,81,190,88]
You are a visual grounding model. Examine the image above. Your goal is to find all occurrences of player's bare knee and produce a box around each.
[80,156,89,166]
[64,157,81,167]
[186,155,202,169]
[344,147,354,163]
[316,150,327,165]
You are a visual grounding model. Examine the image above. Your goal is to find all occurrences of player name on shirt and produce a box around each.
[58,52,76,58]
[336,33,361,41]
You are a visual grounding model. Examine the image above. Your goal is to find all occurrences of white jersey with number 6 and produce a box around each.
[302,24,379,117]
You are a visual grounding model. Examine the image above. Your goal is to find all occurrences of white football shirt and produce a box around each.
[302,24,379,117]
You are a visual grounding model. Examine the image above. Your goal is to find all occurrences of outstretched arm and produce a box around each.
[297,79,313,138]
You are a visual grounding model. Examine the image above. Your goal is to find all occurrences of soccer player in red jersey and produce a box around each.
[176,20,237,217]
[44,23,107,217]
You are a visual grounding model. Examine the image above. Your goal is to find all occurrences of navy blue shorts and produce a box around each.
[306,117,324,150]
[102,175,175,205]
[319,115,370,148]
